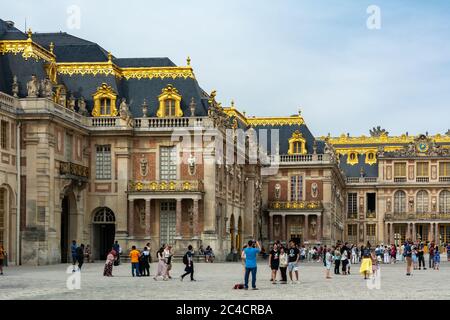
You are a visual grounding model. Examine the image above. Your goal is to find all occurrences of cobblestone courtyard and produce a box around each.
[1,260,449,300]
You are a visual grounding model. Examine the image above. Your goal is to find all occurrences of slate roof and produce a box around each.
[252,122,324,155]
[0,19,209,117]
[338,154,379,177]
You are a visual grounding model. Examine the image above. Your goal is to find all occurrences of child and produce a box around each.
[412,246,418,270]
[434,246,440,270]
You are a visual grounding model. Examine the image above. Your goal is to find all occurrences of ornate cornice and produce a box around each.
[56,62,195,80]
[247,116,304,127]
[326,133,450,146]
[0,39,56,63]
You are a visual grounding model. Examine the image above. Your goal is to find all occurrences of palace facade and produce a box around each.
[0,19,449,265]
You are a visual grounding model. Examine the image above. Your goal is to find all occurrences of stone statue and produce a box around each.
[77,96,88,116]
[12,75,19,98]
[187,153,196,176]
[41,77,53,98]
[26,74,40,97]
[58,86,67,106]
[274,183,281,200]
[68,93,76,110]
[386,198,391,212]
[119,98,134,127]
[310,219,317,237]
[311,182,318,198]
[139,154,148,177]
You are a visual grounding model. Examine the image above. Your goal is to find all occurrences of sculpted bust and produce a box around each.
[140,154,148,177]
[27,74,40,97]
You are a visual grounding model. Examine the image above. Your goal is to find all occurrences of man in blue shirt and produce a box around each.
[71,240,77,272]
[241,240,261,290]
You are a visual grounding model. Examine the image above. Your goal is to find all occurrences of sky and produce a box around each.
[3,0,450,136]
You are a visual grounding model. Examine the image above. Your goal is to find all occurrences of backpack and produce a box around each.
[183,253,189,265]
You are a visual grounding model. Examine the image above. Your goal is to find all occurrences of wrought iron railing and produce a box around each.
[385,212,450,221]
[60,162,89,178]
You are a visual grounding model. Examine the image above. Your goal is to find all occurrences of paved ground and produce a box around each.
[1,259,449,300]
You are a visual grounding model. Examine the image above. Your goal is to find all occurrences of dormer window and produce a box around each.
[347,152,358,165]
[164,98,176,117]
[100,98,111,115]
[365,151,376,165]
[288,130,306,155]
[92,83,118,117]
[157,84,183,118]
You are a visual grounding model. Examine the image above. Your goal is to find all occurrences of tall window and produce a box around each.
[347,193,357,218]
[394,162,407,177]
[347,224,357,236]
[416,190,429,213]
[100,98,111,115]
[440,162,450,177]
[1,121,8,150]
[65,133,73,162]
[164,99,176,117]
[0,189,5,245]
[160,146,177,180]
[394,190,406,214]
[96,145,111,180]
[440,190,450,214]
[290,175,303,201]
[366,224,376,237]
[417,162,429,177]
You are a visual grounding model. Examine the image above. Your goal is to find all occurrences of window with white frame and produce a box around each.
[160,146,177,180]
[416,190,429,213]
[290,175,303,201]
[96,145,111,180]
[394,190,406,214]
[439,190,450,214]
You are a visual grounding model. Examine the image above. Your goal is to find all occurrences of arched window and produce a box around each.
[157,84,183,117]
[164,99,176,117]
[439,190,450,214]
[394,190,406,214]
[347,152,358,165]
[92,83,118,117]
[287,130,306,155]
[416,190,429,213]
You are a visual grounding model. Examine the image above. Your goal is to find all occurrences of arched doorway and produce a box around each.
[0,185,14,264]
[230,214,235,251]
[237,216,242,251]
[60,191,77,263]
[92,207,116,260]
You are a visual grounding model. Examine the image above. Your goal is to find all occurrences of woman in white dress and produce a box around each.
[383,246,390,264]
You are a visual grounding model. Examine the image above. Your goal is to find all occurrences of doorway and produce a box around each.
[92,207,116,260]
[61,196,69,263]
[159,201,176,247]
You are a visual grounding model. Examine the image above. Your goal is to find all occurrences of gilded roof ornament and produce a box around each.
[27,28,32,40]
[49,42,54,54]
[369,126,389,137]
[187,56,191,66]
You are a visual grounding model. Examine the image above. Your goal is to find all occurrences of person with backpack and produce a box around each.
[404,240,413,276]
[113,241,121,266]
[139,246,151,276]
[417,242,426,270]
[180,245,196,281]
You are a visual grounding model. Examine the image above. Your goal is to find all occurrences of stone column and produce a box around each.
[176,199,182,237]
[304,214,309,242]
[412,223,416,242]
[193,199,199,238]
[281,214,286,243]
[389,222,394,244]
[145,199,151,238]
[269,214,273,242]
[435,223,439,244]
[128,199,134,237]
[317,215,322,242]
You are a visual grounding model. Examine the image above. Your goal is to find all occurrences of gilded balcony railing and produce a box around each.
[128,180,204,192]
[268,201,322,210]
[60,162,89,178]
[385,212,450,221]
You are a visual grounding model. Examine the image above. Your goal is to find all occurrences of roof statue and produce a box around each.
[369,126,389,137]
